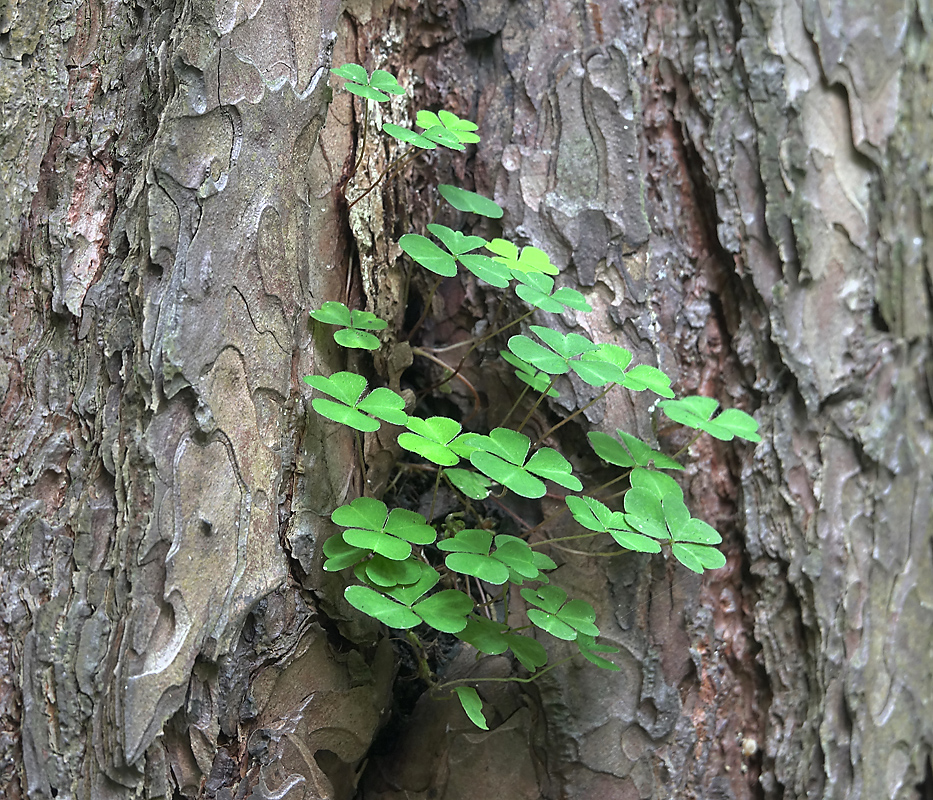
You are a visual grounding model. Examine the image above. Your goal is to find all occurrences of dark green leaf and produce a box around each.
[413,589,473,632]
[399,233,458,276]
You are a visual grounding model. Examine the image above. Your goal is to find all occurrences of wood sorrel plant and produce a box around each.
[307,64,761,730]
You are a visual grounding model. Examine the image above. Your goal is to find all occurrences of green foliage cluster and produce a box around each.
[308,64,761,730]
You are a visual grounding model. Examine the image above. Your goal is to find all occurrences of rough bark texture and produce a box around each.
[1,0,931,799]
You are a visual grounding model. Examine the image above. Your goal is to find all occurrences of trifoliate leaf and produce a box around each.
[587,430,683,471]
[310,301,353,326]
[427,223,486,256]
[659,397,761,443]
[524,448,582,491]
[398,416,463,466]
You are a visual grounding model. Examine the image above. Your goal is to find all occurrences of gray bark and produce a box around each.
[1,0,931,799]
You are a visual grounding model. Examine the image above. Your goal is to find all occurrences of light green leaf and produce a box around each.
[437,184,504,218]
[427,223,485,255]
[333,328,381,349]
[398,416,463,466]
[453,686,489,730]
[356,387,409,425]
[659,397,761,443]
[445,552,511,584]
[436,528,492,554]
[458,254,513,288]
[621,364,674,397]
[368,69,406,95]
[382,123,438,149]
[507,335,570,375]
[310,301,353,326]
[331,63,368,83]
[360,555,423,587]
[444,468,492,500]
[672,542,726,572]
[470,452,547,498]
[525,448,582,491]
[385,565,441,605]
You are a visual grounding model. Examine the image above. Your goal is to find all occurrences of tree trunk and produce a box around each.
[1,0,930,799]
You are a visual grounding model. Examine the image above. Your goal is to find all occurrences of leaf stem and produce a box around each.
[517,376,558,434]
[435,655,577,691]
[350,100,369,178]
[407,275,444,340]
[411,347,481,419]
[532,383,614,447]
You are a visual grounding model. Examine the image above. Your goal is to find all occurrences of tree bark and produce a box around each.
[1,0,931,799]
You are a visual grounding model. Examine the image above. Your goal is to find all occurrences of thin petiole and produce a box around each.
[532,383,615,447]
[517,376,558,433]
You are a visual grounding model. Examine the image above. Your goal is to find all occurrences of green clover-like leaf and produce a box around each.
[438,528,511,584]
[356,554,424,588]
[322,536,369,571]
[486,239,559,276]
[576,633,621,670]
[453,686,489,730]
[500,350,560,397]
[524,448,582,491]
[331,64,405,102]
[311,302,387,350]
[620,364,674,397]
[413,589,474,633]
[513,272,593,313]
[458,254,513,288]
[566,495,661,553]
[427,223,486,256]
[305,373,408,431]
[456,617,510,655]
[659,396,761,442]
[521,586,599,641]
[587,429,684,471]
[382,123,438,150]
[332,498,435,561]
[416,109,480,148]
[444,468,493,500]
[344,585,421,628]
[398,416,464,467]
[438,184,504,218]
[505,633,548,671]
[399,233,458,277]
